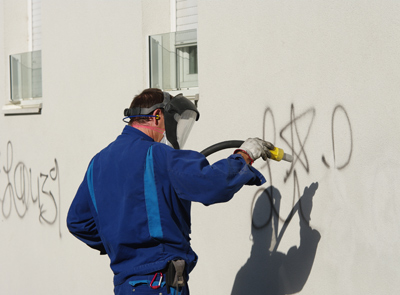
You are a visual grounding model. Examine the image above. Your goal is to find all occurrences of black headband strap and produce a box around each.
[123,92,172,117]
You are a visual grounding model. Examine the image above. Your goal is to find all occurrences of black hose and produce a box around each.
[200,140,244,157]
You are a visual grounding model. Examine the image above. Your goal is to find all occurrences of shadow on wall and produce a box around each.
[231,183,321,295]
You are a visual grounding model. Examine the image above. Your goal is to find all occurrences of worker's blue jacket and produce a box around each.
[67,125,265,287]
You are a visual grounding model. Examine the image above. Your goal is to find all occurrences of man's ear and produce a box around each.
[153,109,162,123]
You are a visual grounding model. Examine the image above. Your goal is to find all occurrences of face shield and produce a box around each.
[174,110,197,149]
[163,93,199,149]
[124,92,199,149]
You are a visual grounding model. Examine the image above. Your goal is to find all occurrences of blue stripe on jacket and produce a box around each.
[87,160,98,213]
[144,146,163,239]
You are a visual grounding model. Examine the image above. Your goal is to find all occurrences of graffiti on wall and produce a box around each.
[262,104,353,181]
[0,141,61,237]
[258,103,353,222]
[232,104,353,295]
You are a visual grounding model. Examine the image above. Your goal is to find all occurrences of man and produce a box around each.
[67,88,274,294]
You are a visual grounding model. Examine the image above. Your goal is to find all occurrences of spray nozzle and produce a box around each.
[269,147,293,162]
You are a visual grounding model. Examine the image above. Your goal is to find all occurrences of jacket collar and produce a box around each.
[122,125,154,142]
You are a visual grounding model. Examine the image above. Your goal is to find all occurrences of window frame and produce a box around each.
[149,29,198,99]
[2,0,42,115]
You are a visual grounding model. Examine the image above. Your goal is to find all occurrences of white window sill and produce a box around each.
[2,99,42,115]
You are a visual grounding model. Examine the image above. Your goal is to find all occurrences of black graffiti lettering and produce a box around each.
[30,168,39,203]
[321,155,330,168]
[322,105,353,169]
[251,169,305,233]
[4,141,13,174]
[332,105,353,169]
[0,141,61,237]
[263,107,277,145]
[2,183,13,218]
[51,159,62,238]
[280,104,316,182]
[253,103,352,230]
[238,103,351,294]
[272,170,302,252]
[39,172,57,224]
[2,141,14,218]
[13,162,30,218]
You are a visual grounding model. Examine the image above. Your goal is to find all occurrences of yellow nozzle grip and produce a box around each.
[270,147,285,161]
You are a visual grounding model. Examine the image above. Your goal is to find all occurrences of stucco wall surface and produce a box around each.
[0,1,399,294]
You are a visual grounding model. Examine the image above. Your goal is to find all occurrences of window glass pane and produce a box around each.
[189,46,198,74]
[149,29,197,90]
[176,46,198,88]
[31,50,42,98]
[10,50,42,101]
[149,32,177,90]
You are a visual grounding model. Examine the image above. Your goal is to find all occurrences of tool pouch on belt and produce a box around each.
[166,260,186,294]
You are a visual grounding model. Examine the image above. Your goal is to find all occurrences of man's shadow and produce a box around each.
[231,183,321,295]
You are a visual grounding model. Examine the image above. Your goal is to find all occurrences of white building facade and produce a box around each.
[1,1,400,294]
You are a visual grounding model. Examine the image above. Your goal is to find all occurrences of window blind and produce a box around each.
[32,0,41,51]
[176,0,197,31]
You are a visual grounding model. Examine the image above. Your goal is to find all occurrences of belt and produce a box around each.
[128,259,187,293]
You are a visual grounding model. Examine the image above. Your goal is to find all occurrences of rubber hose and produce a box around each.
[200,140,244,157]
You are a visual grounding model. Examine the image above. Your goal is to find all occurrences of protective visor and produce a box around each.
[174,110,197,149]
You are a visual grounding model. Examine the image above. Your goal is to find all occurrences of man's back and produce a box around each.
[68,125,196,286]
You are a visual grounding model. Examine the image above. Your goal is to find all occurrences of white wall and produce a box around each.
[0,1,4,100]
[1,0,399,294]
[190,1,400,294]
[0,0,168,294]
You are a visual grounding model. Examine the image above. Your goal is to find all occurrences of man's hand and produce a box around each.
[235,138,275,164]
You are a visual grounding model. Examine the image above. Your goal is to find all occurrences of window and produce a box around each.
[149,29,198,94]
[3,0,42,115]
[10,50,42,101]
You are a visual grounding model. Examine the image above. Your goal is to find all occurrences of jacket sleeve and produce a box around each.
[67,172,107,255]
[165,148,266,206]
